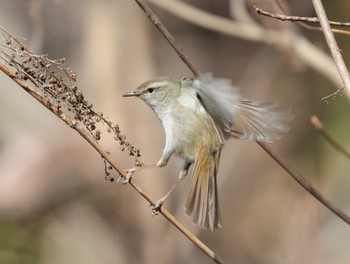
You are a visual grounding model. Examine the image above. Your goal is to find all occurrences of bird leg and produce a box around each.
[122,149,173,185]
[152,162,192,215]
[122,164,156,184]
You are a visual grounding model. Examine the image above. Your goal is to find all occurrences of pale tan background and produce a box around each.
[0,1,350,264]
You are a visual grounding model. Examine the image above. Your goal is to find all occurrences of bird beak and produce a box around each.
[122,90,141,97]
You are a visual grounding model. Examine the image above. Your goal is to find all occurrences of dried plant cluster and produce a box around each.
[0,25,219,263]
[0,27,142,181]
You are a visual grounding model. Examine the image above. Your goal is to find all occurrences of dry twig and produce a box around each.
[255,6,350,27]
[254,5,350,36]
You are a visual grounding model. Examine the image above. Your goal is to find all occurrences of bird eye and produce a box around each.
[147,87,155,93]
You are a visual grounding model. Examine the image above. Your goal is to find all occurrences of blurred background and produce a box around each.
[0,0,350,263]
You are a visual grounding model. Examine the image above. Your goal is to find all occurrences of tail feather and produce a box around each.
[185,146,221,232]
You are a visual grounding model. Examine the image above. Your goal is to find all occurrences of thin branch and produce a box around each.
[254,5,350,36]
[312,0,350,98]
[321,87,344,103]
[0,30,223,264]
[310,115,350,160]
[257,142,350,224]
[134,0,350,225]
[255,6,350,26]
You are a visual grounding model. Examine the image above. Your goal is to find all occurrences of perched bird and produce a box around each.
[123,73,292,232]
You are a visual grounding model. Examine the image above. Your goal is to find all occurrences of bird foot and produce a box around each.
[120,167,139,185]
[121,164,156,184]
[151,198,165,216]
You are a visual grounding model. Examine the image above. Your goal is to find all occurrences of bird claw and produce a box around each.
[151,199,165,216]
[121,164,154,184]
[151,207,160,216]
[120,167,138,185]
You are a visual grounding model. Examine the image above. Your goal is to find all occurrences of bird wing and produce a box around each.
[191,73,240,139]
[230,99,293,142]
[192,73,292,142]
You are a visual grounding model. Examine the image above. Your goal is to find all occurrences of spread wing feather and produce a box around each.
[192,73,292,142]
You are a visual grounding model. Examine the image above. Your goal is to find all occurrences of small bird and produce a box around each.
[123,73,292,232]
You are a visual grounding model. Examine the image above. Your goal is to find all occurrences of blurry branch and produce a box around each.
[310,115,350,160]
[0,27,222,264]
[311,0,350,98]
[229,0,256,24]
[134,0,350,225]
[148,0,343,95]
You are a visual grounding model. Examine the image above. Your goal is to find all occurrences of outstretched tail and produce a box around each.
[185,145,222,232]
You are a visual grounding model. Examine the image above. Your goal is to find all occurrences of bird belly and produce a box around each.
[172,112,217,162]
[156,93,222,163]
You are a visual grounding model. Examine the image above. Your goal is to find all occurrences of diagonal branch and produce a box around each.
[133,0,350,226]
[257,141,350,223]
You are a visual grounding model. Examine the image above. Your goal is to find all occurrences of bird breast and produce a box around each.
[156,90,220,161]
